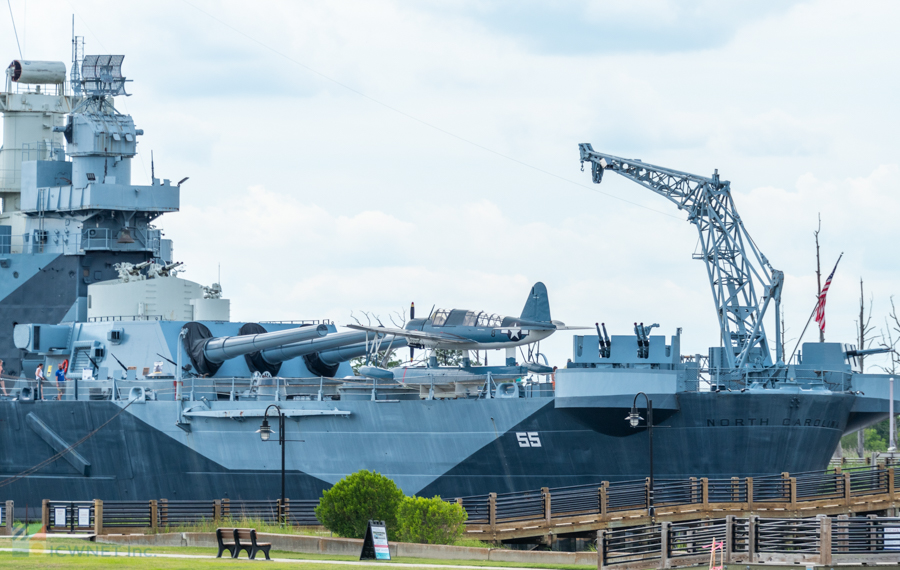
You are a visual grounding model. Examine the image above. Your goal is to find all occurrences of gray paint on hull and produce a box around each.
[124,397,553,495]
[0,390,855,504]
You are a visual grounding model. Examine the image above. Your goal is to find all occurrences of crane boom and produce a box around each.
[578,144,783,372]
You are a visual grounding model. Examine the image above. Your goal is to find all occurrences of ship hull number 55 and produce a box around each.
[515,432,541,447]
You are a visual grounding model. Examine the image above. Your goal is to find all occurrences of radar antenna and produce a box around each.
[70,16,84,96]
[80,54,130,98]
[579,144,784,372]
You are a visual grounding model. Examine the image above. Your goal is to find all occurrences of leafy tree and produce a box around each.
[864,427,887,452]
[396,496,468,545]
[314,470,405,540]
[841,416,898,455]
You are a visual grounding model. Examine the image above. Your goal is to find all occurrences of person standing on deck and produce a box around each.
[35,363,45,400]
[0,359,6,397]
[55,359,68,401]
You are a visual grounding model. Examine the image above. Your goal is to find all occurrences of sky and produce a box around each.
[2,0,899,371]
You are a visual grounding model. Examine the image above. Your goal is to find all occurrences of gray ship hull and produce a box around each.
[0,389,854,505]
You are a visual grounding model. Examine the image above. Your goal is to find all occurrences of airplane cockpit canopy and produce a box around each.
[431,309,503,327]
[475,312,503,327]
[431,309,450,326]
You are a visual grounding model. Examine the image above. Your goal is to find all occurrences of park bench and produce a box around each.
[234,527,272,560]
[215,527,237,558]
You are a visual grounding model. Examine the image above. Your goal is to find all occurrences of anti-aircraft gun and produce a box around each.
[114,260,153,282]
[579,145,784,378]
[147,261,183,279]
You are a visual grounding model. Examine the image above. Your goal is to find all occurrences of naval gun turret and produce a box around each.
[180,324,400,378]
[259,331,369,365]
[182,323,329,376]
[259,331,406,377]
[304,337,409,377]
[203,325,328,363]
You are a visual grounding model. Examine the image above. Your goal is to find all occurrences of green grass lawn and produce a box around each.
[0,538,594,570]
[0,554,383,570]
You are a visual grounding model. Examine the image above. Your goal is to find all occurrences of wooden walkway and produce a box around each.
[460,467,898,541]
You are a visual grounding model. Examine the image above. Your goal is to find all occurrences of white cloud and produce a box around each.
[3,0,899,370]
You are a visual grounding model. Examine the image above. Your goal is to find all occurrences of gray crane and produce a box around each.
[578,144,784,373]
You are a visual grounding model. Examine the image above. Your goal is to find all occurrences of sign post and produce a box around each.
[360,520,391,561]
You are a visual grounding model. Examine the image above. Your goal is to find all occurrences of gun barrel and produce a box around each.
[260,331,371,365]
[204,324,328,363]
[847,347,893,357]
[318,337,409,366]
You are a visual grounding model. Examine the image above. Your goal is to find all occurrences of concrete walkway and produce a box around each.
[0,547,575,569]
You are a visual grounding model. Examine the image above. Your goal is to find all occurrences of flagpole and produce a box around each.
[787,253,843,365]
[788,303,820,365]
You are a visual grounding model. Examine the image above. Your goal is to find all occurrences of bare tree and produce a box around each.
[780,308,795,365]
[857,279,876,372]
[855,278,876,456]
[877,297,900,375]
[349,307,407,373]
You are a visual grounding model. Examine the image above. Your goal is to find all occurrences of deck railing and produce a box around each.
[598,515,900,569]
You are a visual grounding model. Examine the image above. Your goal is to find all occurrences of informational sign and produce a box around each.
[54,507,66,527]
[359,520,391,561]
[886,527,900,550]
[77,507,90,527]
[81,368,92,381]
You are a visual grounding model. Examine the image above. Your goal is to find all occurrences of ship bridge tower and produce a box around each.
[17,54,179,260]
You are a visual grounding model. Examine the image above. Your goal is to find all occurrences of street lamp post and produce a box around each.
[258,404,286,524]
[625,392,654,508]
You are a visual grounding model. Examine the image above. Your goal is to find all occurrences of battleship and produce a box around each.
[0,49,898,511]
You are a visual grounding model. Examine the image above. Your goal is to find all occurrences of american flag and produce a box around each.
[814,254,843,332]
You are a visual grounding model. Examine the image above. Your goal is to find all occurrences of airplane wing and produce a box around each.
[345,324,471,345]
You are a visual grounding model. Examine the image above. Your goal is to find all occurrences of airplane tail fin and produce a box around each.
[520,282,551,322]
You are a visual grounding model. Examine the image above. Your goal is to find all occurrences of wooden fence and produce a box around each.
[2,464,894,541]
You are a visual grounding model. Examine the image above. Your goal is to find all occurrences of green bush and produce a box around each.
[314,470,404,540]
[865,427,888,452]
[396,496,468,545]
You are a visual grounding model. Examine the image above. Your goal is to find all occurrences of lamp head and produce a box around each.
[257,418,272,441]
[626,408,643,428]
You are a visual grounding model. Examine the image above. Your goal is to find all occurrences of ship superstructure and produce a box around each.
[0,53,187,379]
